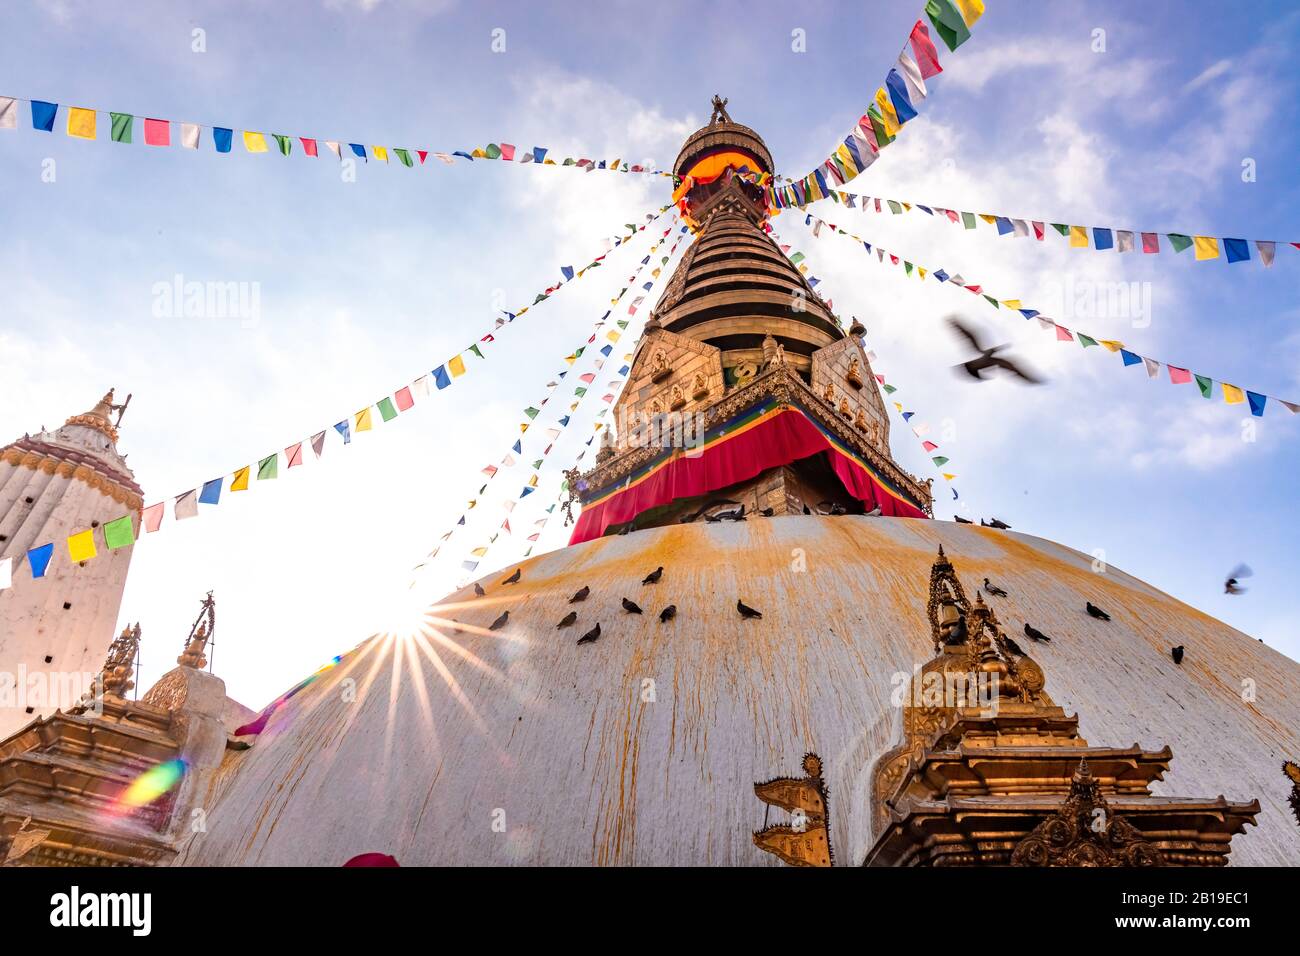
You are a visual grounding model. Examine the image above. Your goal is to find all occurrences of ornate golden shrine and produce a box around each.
[862,549,1260,867]
[752,754,833,867]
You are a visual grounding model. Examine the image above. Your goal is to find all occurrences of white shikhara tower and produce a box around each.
[0,392,143,736]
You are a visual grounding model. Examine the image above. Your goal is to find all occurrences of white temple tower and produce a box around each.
[0,391,143,736]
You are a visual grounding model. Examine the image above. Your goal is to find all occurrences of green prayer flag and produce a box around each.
[932,456,950,466]
[574,347,585,358]
[866,105,894,145]
[257,453,278,480]
[394,148,413,167]
[1051,223,1070,236]
[273,134,292,156]
[887,200,903,215]
[524,407,540,420]
[469,344,484,359]
[925,0,971,52]
[1078,333,1099,348]
[962,212,977,230]
[533,294,546,304]
[982,295,997,307]
[377,397,398,422]
[616,319,629,329]
[574,387,587,397]
[103,515,135,549]
[109,112,133,143]
[790,252,806,264]
[904,262,914,276]
[1167,233,1193,253]
[883,384,897,394]
[562,158,575,166]
[1195,374,1213,398]
[485,143,502,159]
[531,459,543,469]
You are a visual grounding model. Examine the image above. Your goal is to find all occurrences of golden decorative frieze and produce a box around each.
[752,754,833,867]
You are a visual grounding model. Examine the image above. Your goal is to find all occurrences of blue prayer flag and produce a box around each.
[559,415,570,426]
[600,344,612,356]
[520,487,534,498]
[349,144,367,160]
[213,127,233,152]
[995,217,1015,236]
[28,542,55,578]
[199,478,223,505]
[1019,309,1039,320]
[561,266,574,281]
[1247,391,1267,417]
[885,69,919,122]
[1093,227,1114,251]
[933,269,948,283]
[334,420,351,444]
[512,440,521,454]
[433,365,451,389]
[1120,349,1143,367]
[31,100,58,131]
[1223,238,1250,263]
[532,147,547,164]
[453,150,473,161]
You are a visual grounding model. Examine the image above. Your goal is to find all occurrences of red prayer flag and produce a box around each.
[394,386,414,411]
[909,20,944,78]
[143,118,170,146]
[1032,221,1045,240]
[300,137,318,157]
[285,442,304,468]
[1055,325,1074,342]
[499,143,516,161]
[1167,365,1192,384]
[1141,232,1160,253]
[922,441,938,452]
[417,150,428,164]
[142,502,165,533]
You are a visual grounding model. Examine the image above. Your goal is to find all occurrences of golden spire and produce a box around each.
[64,388,131,442]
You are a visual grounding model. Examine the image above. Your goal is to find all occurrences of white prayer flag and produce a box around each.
[180,123,201,149]
[174,490,199,520]
[325,141,342,159]
[1116,230,1135,252]
[310,430,327,459]
[0,97,17,129]
[1257,241,1275,267]
[1143,357,1160,378]
[0,557,12,590]
[1011,219,1029,237]
[896,52,928,103]
[411,374,431,397]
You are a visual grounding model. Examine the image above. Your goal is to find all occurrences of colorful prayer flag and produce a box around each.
[144,118,170,146]
[67,529,97,563]
[66,107,96,140]
[103,516,135,549]
[243,130,269,153]
[257,453,279,479]
[28,543,55,578]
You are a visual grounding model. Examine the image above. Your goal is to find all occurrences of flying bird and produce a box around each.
[947,316,1044,384]
[556,611,577,629]
[1023,623,1051,643]
[983,578,1008,597]
[1086,602,1111,621]
[489,611,509,631]
[737,599,763,620]
[642,567,663,585]
[473,583,485,597]
[501,568,521,585]
[622,598,643,614]
[577,623,601,645]
[1171,645,1184,665]
[569,586,590,603]
[1224,565,1252,595]
[659,605,677,623]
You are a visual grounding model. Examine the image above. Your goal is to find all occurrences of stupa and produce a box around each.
[4,103,1298,868]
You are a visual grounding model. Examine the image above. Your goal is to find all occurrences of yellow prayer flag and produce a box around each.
[231,466,250,491]
[67,528,97,563]
[355,407,373,432]
[1069,225,1089,248]
[528,475,539,488]
[1222,383,1245,404]
[606,331,621,342]
[979,214,998,224]
[918,268,927,279]
[471,147,486,158]
[1099,340,1125,352]
[471,547,488,557]
[66,107,96,140]
[1001,299,1022,309]
[564,354,577,365]
[520,423,529,434]
[373,146,388,162]
[874,89,900,135]
[448,354,467,377]
[893,402,903,412]
[243,131,269,153]
[1193,236,1220,260]
[942,473,957,481]
[517,307,529,316]
[954,0,985,26]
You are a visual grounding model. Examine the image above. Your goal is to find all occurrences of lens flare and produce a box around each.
[117,758,187,811]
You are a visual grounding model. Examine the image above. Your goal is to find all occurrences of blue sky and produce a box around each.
[2,0,1297,707]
